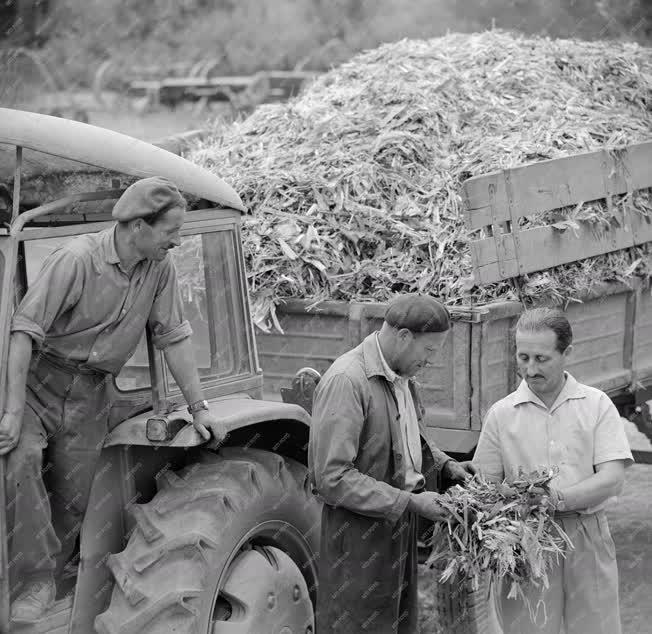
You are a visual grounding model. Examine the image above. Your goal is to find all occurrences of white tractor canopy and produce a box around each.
[0,107,245,212]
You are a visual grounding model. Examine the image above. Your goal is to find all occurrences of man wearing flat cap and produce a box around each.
[310,293,476,633]
[0,176,226,622]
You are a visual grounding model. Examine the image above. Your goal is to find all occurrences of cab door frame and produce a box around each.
[0,229,19,632]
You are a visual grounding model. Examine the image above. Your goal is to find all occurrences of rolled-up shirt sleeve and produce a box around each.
[309,372,411,524]
[473,406,505,483]
[11,248,84,348]
[148,256,193,350]
[594,393,634,468]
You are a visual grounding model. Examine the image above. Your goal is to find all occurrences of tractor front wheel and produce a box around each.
[95,448,320,634]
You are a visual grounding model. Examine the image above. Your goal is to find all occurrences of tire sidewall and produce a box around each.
[192,452,321,632]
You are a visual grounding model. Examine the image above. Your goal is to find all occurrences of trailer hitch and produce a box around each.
[281,367,321,416]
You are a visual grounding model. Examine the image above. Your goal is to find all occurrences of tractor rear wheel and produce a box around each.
[95,448,320,634]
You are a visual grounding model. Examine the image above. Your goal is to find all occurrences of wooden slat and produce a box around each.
[470,323,483,430]
[474,207,652,285]
[469,231,518,282]
[472,218,640,285]
[474,213,652,284]
[623,289,638,384]
[463,141,652,231]
[452,323,471,429]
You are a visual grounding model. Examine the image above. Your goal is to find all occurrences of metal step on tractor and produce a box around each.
[0,108,320,634]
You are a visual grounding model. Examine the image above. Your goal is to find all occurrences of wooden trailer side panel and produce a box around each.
[468,286,647,434]
[258,284,650,454]
[257,302,354,400]
[634,288,652,386]
[257,300,474,434]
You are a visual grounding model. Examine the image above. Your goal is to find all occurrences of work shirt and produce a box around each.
[11,225,192,375]
[473,372,634,513]
[375,333,425,491]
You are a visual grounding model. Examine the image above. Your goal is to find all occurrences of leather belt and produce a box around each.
[38,352,108,377]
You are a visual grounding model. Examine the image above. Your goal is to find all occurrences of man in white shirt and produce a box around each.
[473,307,633,634]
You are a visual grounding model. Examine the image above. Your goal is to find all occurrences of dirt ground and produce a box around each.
[418,462,652,633]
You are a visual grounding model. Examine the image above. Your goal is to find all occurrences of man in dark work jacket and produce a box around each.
[310,293,476,633]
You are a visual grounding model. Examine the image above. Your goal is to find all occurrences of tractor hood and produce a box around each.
[0,107,246,212]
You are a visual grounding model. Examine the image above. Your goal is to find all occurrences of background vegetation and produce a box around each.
[1,0,651,89]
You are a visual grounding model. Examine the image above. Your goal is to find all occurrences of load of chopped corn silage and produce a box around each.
[188,30,652,331]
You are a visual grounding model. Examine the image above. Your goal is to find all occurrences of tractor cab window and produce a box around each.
[116,228,253,393]
[164,230,252,392]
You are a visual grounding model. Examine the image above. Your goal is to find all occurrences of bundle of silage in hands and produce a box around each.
[188,30,652,330]
[425,468,573,618]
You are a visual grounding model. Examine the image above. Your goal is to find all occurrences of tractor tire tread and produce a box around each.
[94,448,318,634]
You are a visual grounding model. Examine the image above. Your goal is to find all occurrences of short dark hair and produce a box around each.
[515,308,573,353]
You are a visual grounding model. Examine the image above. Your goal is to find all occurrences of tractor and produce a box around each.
[0,108,320,634]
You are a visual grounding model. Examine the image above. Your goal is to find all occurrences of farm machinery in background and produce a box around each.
[92,58,321,116]
[1,46,321,123]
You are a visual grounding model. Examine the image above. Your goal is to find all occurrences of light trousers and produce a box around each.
[496,511,621,634]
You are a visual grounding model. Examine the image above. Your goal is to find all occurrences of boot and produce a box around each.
[10,578,56,623]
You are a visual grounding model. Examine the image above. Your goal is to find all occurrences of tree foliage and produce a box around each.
[1,1,650,87]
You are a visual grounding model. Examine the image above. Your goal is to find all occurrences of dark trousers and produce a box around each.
[5,353,111,597]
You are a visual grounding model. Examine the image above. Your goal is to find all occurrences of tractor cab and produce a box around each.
[0,107,264,437]
[0,108,319,634]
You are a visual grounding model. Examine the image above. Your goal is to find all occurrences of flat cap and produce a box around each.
[384,293,450,333]
[112,176,186,222]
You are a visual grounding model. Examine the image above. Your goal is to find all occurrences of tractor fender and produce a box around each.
[104,397,311,448]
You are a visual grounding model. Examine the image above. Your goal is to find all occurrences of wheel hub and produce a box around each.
[212,545,314,634]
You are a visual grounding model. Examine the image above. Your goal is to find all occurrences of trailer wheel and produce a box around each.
[95,448,320,634]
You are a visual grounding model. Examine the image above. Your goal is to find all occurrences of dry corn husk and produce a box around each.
[188,31,652,330]
[425,468,573,620]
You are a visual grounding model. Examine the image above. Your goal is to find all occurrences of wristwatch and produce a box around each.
[187,399,209,416]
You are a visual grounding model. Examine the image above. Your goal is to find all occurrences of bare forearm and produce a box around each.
[5,332,33,416]
[559,469,624,511]
[163,338,204,406]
